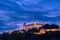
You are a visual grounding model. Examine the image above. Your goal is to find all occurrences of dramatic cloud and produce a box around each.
[0,0,60,32]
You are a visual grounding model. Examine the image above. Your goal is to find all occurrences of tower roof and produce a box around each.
[33,19,37,23]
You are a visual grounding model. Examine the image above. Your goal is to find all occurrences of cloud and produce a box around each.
[43,11,60,17]
[0,10,5,13]
[0,14,10,21]
[0,22,19,32]
[17,16,30,19]
[14,0,60,18]
[0,0,60,32]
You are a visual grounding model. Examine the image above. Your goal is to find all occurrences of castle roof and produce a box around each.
[25,23,44,27]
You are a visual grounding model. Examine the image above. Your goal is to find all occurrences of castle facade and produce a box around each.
[23,20,44,31]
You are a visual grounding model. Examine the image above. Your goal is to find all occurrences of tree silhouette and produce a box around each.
[50,24,59,29]
[43,24,51,29]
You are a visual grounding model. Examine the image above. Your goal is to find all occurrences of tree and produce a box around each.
[43,24,51,29]
[50,24,59,29]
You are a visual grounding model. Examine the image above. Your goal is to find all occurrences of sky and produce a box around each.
[0,0,60,32]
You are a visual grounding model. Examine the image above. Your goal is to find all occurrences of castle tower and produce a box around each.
[33,20,37,27]
[23,23,26,30]
[34,20,36,25]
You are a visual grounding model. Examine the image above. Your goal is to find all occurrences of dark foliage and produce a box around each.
[43,24,59,29]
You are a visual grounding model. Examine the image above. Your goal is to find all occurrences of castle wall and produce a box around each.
[24,24,43,31]
[23,21,44,31]
[36,25,43,28]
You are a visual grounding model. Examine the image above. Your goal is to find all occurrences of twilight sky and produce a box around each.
[0,0,60,32]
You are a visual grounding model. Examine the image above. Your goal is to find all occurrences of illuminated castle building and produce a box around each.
[23,20,44,31]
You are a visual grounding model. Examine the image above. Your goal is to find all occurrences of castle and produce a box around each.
[23,20,44,31]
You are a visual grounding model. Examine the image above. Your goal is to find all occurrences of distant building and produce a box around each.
[23,20,44,31]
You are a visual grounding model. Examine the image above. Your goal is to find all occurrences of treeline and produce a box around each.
[43,24,59,29]
[0,24,60,40]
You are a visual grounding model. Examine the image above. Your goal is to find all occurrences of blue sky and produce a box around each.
[0,0,60,32]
